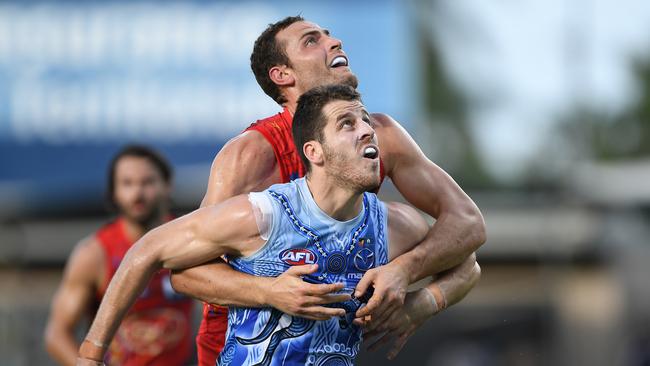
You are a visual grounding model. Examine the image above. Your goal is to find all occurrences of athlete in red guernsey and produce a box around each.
[171,16,484,366]
[45,145,195,366]
[96,218,193,366]
[195,108,385,366]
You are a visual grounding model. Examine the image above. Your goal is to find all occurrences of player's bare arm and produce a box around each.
[355,113,486,319]
[353,200,480,359]
[200,131,280,207]
[354,201,430,327]
[45,237,104,366]
[364,253,481,359]
[78,196,262,364]
[171,131,348,317]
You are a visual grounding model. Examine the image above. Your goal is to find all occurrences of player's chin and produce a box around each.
[126,208,156,223]
[341,74,358,89]
[359,175,381,193]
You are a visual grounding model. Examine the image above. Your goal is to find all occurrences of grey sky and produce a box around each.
[428,0,650,181]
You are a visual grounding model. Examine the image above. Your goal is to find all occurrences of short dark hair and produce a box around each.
[106,144,172,210]
[293,84,361,172]
[250,16,304,105]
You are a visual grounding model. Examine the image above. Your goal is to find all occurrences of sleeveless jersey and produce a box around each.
[217,178,389,366]
[96,218,194,366]
[246,108,306,182]
[197,108,387,366]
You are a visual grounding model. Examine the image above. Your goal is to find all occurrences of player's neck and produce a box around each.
[120,212,168,242]
[305,174,363,222]
[283,101,297,116]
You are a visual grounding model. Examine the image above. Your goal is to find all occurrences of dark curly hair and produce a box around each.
[250,16,304,105]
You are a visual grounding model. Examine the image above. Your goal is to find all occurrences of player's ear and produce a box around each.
[303,141,324,167]
[269,65,295,87]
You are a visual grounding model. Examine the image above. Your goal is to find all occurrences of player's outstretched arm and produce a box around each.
[362,253,481,360]
[171,131,349,319]
[355,113,486,318]
[45,238,102,366]
[172,261,348,320]
[77,196,259,364]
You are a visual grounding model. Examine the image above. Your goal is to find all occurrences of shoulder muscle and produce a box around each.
[202,130,279,207]
[63,236,104,288]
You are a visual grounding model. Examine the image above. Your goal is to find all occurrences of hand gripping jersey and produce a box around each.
[217,178,388,366]
[96,218,194,366]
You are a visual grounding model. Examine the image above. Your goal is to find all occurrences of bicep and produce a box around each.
[379,116,472,219]
[153,195,262,270]
[386,202,429,261]
[201,131,277,207]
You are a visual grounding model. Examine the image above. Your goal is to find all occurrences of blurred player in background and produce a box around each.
[170,16,486,365]
[45,145,194,366]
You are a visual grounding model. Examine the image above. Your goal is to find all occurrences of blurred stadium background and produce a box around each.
[1,0,650,365]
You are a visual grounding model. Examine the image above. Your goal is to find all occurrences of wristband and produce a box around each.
[80,338,107,362]
[424,285,447,314]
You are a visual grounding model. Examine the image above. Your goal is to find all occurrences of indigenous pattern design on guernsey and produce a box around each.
[218,177,388,366]
[96,218,194,366]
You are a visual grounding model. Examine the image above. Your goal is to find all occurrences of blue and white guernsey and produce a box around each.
[218,177,388,366]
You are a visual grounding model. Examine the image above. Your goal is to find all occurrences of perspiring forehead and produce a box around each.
[278,21,330,48]
[321,100,369,128]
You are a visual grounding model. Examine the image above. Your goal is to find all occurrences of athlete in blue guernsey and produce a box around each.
[219,177,387,366]
[78,85,479,366]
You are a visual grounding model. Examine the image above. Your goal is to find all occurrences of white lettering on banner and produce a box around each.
[0,3,281,142]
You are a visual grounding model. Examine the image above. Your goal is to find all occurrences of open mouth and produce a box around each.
[362,146,379,159]
[330,55,349,68]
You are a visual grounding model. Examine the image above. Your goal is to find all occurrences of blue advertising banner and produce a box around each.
[0,0,416,216]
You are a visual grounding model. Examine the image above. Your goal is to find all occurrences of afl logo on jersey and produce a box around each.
[280,248,318,265]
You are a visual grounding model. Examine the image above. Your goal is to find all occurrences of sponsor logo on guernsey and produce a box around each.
[347,273,363,280]
[280,248,317,265]
[353,247,375,271]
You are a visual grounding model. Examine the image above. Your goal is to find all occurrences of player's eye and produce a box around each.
[305,36,317,46]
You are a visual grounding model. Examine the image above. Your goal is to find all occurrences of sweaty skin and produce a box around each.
[171,18,485,360]
[77,101,447,363]
[171,111,484,316]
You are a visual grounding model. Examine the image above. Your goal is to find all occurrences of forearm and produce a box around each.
[394,210,485,284]
[79,251,159,361]
[425,253,481,312]
[45,326,79,366]
[171,260,271,307]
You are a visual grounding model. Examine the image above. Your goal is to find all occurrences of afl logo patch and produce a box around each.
[280,248,318,265]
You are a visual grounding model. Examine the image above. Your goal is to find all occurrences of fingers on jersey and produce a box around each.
[354,268,405,320]
[285,263,319,276]
[353,267,376,300]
